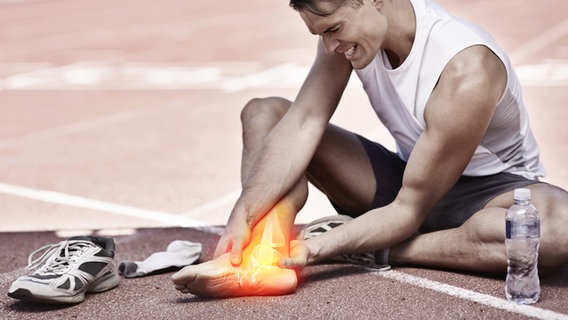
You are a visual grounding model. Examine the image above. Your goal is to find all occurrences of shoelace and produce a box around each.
[25,240,96,275]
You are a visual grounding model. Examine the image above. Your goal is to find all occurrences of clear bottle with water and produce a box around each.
[505,188,540,304]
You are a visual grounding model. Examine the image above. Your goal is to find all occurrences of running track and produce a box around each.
[1,0,567,319]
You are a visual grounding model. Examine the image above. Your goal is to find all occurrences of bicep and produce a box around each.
[395,45,507,217]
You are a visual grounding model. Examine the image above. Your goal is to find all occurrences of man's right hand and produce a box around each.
[214,215,251,266]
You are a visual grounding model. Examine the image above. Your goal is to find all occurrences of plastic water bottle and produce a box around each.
[505,188,540,304]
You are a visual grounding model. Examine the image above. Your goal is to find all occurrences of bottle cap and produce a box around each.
[514,188,531,200]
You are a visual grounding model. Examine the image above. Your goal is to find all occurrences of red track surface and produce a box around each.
[1,0,567,319]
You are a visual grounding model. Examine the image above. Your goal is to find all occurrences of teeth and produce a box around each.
[345,46,355,57]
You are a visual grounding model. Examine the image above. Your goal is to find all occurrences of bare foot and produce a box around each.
[171,252,297,297]
[172,202,298,297]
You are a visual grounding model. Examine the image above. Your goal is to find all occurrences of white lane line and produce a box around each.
[221,63,308,92]
[0,62,309,92]
[181,190,240,218]
[0,182,205,228]
[510,19,568,64]
[2,178,565,318]
[516,60,568,87]
[378,270,568,320]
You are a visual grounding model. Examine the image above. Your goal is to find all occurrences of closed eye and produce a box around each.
[324,24,341,34]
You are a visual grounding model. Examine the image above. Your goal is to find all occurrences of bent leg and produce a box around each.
[390,207,508,272]
[171,96,400,296]
[172,97,302,297]
[390,183,568,273]
[306,124,379,215]
[238,96,309,226]
[241,97,381,217]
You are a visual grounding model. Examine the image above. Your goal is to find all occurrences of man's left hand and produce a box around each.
[279,239,310,269]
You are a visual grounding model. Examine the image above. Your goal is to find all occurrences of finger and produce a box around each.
[279,257,305,269]
[174,284,186,291]
[230,241,243,266]
[171,270,183,283]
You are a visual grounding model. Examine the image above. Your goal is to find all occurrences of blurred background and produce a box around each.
[0,0,566,235]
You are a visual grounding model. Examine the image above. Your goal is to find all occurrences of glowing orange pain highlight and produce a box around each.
[242,208,285,268]
[171,201,298,297]
[236,201,297,294]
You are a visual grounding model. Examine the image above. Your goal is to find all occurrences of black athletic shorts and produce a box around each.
[331,135,541,233]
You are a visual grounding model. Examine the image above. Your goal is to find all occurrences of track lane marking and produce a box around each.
[1,183,567,317]
[379,270,568,320]
[0,62,309,91]
[0,182,205,228]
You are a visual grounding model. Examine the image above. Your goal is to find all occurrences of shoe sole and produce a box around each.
[299,215,353,240]
[7,272,120,304]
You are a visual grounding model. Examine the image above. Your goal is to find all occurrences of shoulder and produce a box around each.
[425,45,506,133]
[438,45,506,103]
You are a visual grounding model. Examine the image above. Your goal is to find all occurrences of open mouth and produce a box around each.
[344,45,356,58]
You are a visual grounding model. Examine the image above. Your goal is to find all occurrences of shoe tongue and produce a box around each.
[66,236,116,257]
[67,236,101,248]
[68,236,92,241]
[55,236,98,261]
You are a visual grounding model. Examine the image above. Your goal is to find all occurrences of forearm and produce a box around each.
[235,43,352,228]
[235,116,323,229]
[218,142,313,261]
[303,202,421,264]
[302,152,463,264]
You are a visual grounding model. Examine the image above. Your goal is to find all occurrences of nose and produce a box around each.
[321,34,340,55]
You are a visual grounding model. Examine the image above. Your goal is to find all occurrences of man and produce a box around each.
[172,0,568,296]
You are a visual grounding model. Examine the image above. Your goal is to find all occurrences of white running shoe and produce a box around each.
[7,236,120,304]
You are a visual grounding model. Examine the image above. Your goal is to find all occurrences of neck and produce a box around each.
[382,0,416,68]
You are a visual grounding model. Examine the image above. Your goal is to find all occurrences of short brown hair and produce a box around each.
[289,0,364,16]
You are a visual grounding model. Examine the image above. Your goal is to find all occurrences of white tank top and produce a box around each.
[355,0,545,179]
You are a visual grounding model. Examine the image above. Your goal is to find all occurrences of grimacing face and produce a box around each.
[299,0,387,69]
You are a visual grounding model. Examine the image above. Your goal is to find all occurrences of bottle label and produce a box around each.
[506,218,540,239]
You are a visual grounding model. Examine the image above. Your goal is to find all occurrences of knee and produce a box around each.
[536,185,568,266]
[538,185,568,239]
[240,97,291,126]
[541,204,568,247]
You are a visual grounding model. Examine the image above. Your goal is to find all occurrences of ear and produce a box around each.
[370,0,384,10]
